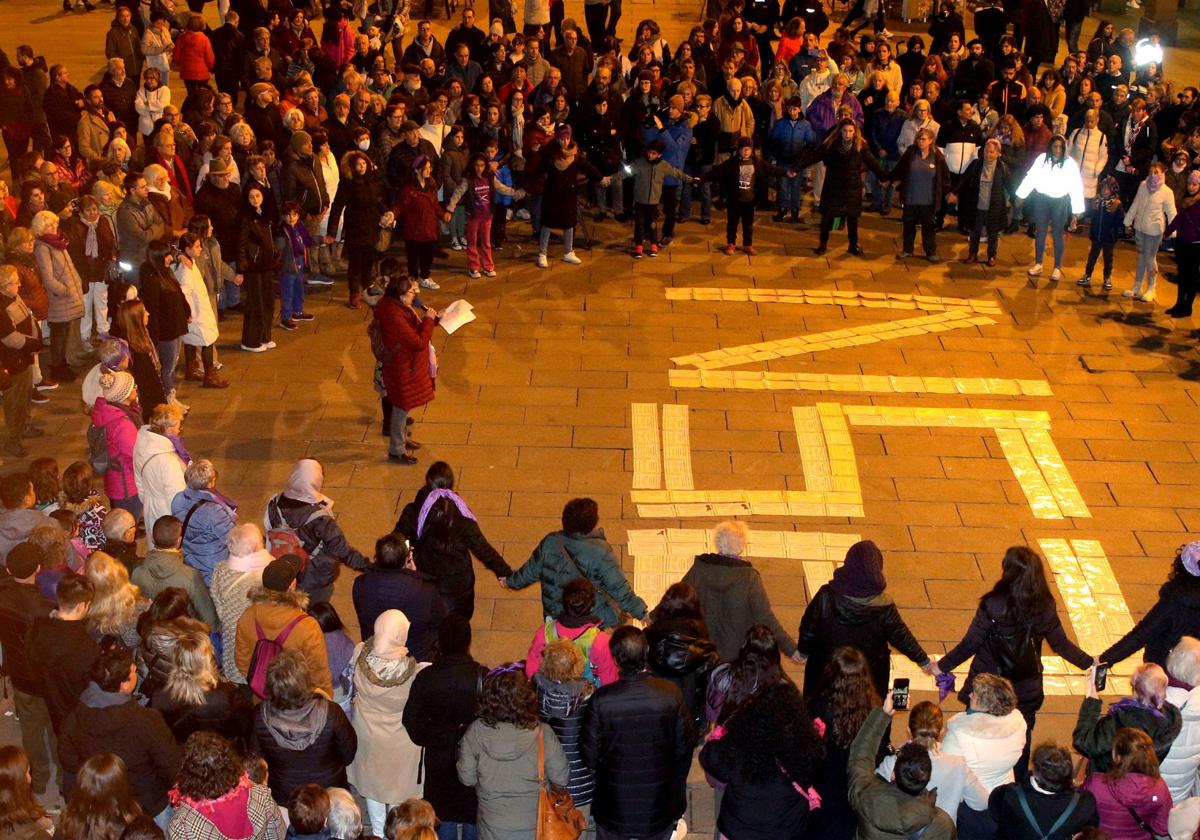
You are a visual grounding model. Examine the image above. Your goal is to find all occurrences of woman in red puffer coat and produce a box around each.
[375,272,439,465]
[395,155,445,290]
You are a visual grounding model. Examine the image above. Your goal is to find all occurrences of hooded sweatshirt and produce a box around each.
[131,546,219,627]
[682,552,796,660]
[0,507,51,563]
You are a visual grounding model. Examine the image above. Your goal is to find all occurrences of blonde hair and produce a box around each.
[164,629,220,705]
[6,227,32,250]
[30,211,59,237]
[284,108,306,131]
[540,639,586,683]
[148,402,184,433]
[85,551,142,635]
[0,265,17,286]
[230,122,255,146]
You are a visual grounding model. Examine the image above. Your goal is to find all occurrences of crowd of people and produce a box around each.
[4,457,1200,840]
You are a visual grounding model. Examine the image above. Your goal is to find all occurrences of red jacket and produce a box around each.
[173,31,215,82]
[395,180,442,243]
[376,296,436,411]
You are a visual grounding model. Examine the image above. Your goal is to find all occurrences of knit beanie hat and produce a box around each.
[262,555,302,591]
[99,370,135,404]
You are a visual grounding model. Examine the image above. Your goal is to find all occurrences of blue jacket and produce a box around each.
[491,160,514,207]
[867,108,907,160]
[768,117,817,163]
[351,565,448,661]
[170,487,239,586]
[1087,196,1124,244]
[643,117,693,187]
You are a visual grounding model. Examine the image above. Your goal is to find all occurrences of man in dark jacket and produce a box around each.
[24,574,99,731]
[507,498,647,628]
[581,627,694,840]
[99,59,138,149]
[0,542,54,792]
[386,121,439,196]
[104,8,144,82]
[849,702,955,840]
[954,41,995,102]
[681,521,798,661]
[988,742,1099,839]
[211,11,247,98]
[58,646,182,822]
[42,63,84,144]
[352,534,447,661]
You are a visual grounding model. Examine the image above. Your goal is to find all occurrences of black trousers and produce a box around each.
[583,3,608,46]
[969,213,1001,259]
[633,203,658,245]
[1173,241,1200,313]
[818,210,859,248]
[2,129,30,180]
[346,245,376,295]
[660,184,679,240]
[406,239,435,279]
[240,272,273,348]
[725,199,755,246]
[1084,240,1115,279]
[902,204,937,256]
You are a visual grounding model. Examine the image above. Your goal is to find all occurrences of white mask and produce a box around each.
[357,139,371,151]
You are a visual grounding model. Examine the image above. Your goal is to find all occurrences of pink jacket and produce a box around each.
[525,620,618,686]
[1083,772,1171,840]
[91,397,141,502]
[322,22,355,69]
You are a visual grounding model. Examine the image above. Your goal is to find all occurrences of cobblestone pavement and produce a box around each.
[1,0,1200,800]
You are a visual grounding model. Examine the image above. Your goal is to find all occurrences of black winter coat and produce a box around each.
[139,265,190,343]
[281,151,328,218]
[645,615,719,730]
[957,157,1014,230]
[351,565,448,661]
[800,141,886,216]
[270,494,370,595]
[1101,578,1200,669]
[194,181,242,257]
[24,616,100,728]
[681,553,795,662]
[251,696,358,805]
[58,688,182,816]
[539,153,602,229]
[797,584,928,701]
[0,575,51,695]
[535,674,595,806]
[150,680,255,747]
[236,211,278,278]
[938,593,1093,713]
[327,170,387,249]
[988,780,1099,840]
[403,652,488,823]
[396,496,512,619]
[888,146,951,206]
[580,672,695,837]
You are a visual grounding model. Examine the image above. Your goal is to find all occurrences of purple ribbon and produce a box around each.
[416,488,477,537]
[936,671,956,702]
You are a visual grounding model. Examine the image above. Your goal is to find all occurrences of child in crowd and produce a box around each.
[1078,176,1125,291]
[276,201,317,330]
[768,97,817,223]
[444,153,523,279]
[59,461,108,553]
[1123,162,1178,303]
[29,458,60,513]
[486,142,515,250]
[626,140,688,258]
[441,127,469,251]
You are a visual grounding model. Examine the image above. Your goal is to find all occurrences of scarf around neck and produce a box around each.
[170,775,254,838]
[37,232,69,251]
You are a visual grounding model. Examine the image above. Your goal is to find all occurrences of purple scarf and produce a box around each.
[416,488,477,537]
[166,432,191,466]
[1108,697,1167,719]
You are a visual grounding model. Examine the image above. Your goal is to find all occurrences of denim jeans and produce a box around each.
[539,226,574,255]
[679,165,712,221]
[867,162,897,210]
[218,261,241,309]
[437,822,479,840]
[388,400,411,457]
[157,337,182,396]
[450,205,467,243]
[1134,231,1164,291]
[777,173,803,212]
[594,179,623,215]
[280,272,305,321]
[1032,194,1070,267]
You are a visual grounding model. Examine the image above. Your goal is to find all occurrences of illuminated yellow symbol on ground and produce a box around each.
[630,403,864,519]
[627,527,861,612]
[668,370,1054,397]
[665,287,1003,315]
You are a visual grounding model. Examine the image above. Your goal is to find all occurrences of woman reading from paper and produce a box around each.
[375,267,438,466]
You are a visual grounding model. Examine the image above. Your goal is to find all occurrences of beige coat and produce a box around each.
[346,640,428,804]
[33,239,84,323]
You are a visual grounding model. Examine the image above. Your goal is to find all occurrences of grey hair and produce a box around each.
[713,521,750,557]
[30,211,59,237]
[1132,662,1169,709]
[184,458,218,490]
[1168,637,1200,688]
[226,523,263,556]
[103,508,136,540]
[325,787,362,838]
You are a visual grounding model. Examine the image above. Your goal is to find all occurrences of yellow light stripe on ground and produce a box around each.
[660,403,694,490]
[669,370,1054,396]
[996,429,1064,520]
[841,405,1052,430]
[630,403,662,490]
[794,407,833,492]
[671,310,996,370]
[664,287,1003,315]
[1024,429,1091,518]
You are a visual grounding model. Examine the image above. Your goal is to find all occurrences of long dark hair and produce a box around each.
[1167,550,1200,593]
[139,240,174,288]
[0,746,47,832]
[56,754,143,840]
[817,646,879,748]
[418,496,457,555]
[648,581,709,636]
[718,682,825,785]
[982,546,1054,619]
[718,625,785,723]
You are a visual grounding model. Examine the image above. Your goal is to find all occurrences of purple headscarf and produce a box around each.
[830,540,887,598]
[416,488,477,537]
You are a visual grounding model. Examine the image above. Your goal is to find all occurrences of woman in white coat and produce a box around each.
[175,231,227,389]
[897,99,940,156]
[134,67,170,138]
[1123,162,1178,303]
[941,673,1028,794]
[877,700,989,825]
[348,609,428,839]
[1163,636,1200,803]
[132,401,188,535]
[1067,110,1109,200]
[313,131,341,276]
[141,15,174,88]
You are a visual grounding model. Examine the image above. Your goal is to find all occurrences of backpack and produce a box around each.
[1015,787,1081,840]
[246,614,307,700]
[544,619,601,686]
[368,313,398,363]
[87,423,110,476]
[264,495,331,573]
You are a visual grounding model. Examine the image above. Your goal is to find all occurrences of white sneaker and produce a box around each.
[1138,289,1157,303]
[878,28,894,39]
[562,251,582,265]
[537,253,549,268]
[483,269,497,277]
[1050,268,1062,281]
[1027,263,1043,276]
[515,208,531,220]
[241,343,267,353]
[1122,288,1140,298]
[451,240,466,251]
[265,341,277,349]
[467,269,481,279]
[1077,276,1091,286]
[419,277,440,290]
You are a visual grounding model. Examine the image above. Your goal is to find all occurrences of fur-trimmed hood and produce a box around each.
[247,586,310,610]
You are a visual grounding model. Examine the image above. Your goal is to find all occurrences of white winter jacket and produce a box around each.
[1015,153,1086,214]
[1125,181,1178,236]
[175,260,218,347]
[133,426,187,536]
[134,84,170,137]
[941,708,1028,794]
[878,744,989,824]
[1067,127,1108,198]
[1162,685,1200,802]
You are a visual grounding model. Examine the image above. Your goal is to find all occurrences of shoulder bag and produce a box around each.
[556,536,629,625]
[536,727,587,840]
